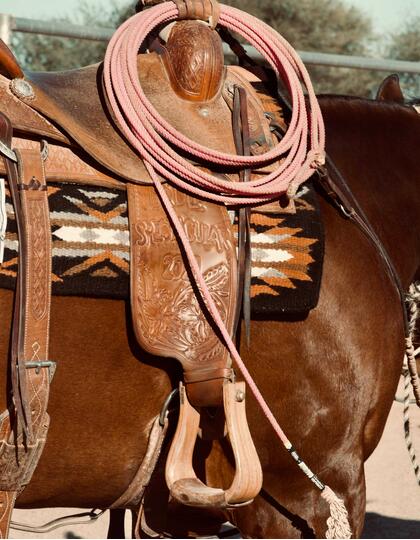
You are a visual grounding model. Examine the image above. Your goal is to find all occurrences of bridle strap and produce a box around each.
[317,158,409,333]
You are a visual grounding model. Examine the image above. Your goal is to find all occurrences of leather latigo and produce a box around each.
[16,149,51,366]
[128,184,237,407]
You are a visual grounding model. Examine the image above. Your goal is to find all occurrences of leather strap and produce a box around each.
[137,0,220,26]
[0,114,53,538]
[174,0,220,27]
[110,416,169,509]
[316,159,409,333]
[0,491,16,539]
[272,85,411,334]
[232,85,252,341]
[8,148,52,441]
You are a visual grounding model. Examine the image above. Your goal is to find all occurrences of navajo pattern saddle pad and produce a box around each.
[0,181,324,315]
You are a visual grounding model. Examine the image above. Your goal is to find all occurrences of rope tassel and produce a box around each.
[287,444,352,538]
[406,336,420,407]
[405,283,420,407]
[322,486,352,539]
[402,283,420,487]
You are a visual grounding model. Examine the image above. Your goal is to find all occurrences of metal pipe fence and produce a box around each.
[2,13,420,74]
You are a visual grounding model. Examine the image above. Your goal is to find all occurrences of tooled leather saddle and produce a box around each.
[0,0,287,535]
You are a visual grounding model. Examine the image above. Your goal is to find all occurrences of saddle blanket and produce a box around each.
[0,181,324,315]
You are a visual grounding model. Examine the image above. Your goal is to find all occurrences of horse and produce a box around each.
[1,10,419,540]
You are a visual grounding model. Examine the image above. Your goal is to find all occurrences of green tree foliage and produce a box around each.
[223,0,379,96]
[387,16,420,98]
[13,0,383,96]
[13,1,135,71]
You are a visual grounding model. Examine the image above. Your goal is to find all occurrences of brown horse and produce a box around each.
[1,79,419,538]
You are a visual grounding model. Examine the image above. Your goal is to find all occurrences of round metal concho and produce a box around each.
[10,78,35,101]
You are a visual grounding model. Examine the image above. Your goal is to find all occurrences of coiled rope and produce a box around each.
[104,2,326,204]
[103,3,350,537]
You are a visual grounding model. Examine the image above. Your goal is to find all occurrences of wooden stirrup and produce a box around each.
[166,380,263,508]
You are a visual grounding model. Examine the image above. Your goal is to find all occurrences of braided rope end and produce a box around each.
[406,336,420,408]
[321,486,352,539]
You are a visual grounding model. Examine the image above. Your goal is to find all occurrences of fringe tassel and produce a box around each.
[406,336,420,408]
[321,485,352,539]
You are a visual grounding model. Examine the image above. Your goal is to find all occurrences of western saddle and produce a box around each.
[0,0,287,535]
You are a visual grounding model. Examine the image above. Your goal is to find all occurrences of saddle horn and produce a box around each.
[153,18,225,101]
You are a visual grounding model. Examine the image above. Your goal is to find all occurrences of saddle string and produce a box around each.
[104,3,352,538]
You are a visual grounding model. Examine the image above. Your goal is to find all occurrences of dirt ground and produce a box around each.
[362,382,420,539]
[10,379,420,539]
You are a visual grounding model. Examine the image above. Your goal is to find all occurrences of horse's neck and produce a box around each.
[322,97,420,288]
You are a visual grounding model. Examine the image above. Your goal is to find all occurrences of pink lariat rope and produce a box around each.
[104,3,351,537]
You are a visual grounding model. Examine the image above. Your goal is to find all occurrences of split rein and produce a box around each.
[103,2,351,538]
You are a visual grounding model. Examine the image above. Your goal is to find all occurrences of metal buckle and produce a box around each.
[25,360,57,382]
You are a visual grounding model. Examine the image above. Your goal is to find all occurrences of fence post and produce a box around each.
[0,14,12,46]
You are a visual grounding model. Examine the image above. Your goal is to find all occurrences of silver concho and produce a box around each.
[10,78,35,101]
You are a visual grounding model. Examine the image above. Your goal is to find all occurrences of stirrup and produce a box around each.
[165,380,262,508]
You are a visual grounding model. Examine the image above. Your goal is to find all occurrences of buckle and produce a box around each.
[25,360,57,382]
